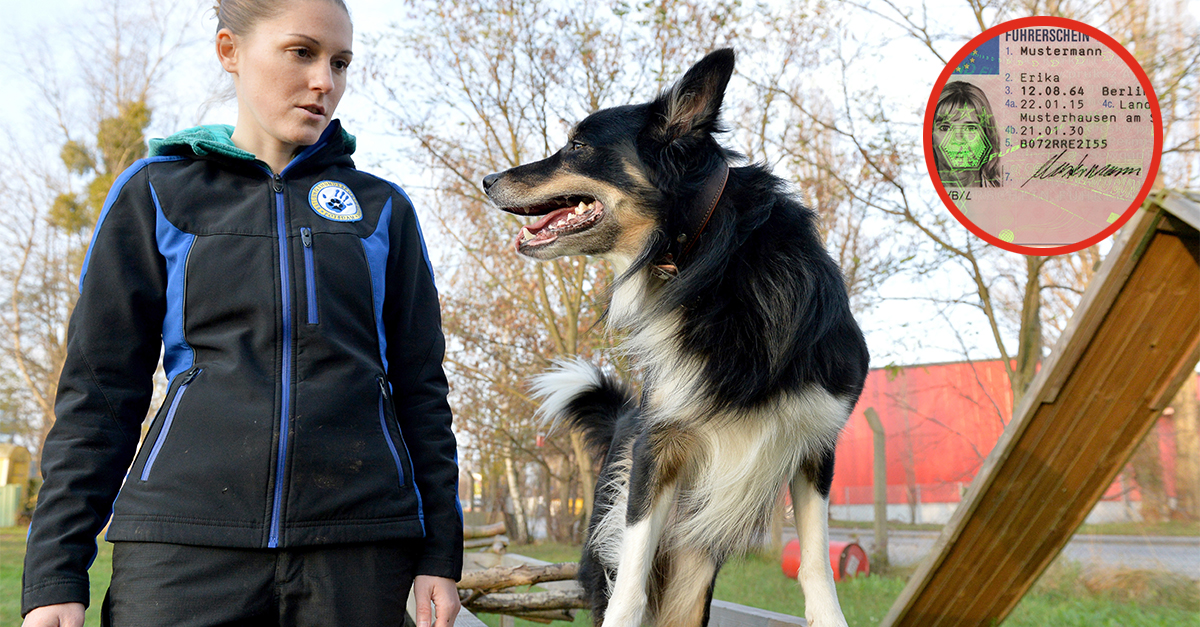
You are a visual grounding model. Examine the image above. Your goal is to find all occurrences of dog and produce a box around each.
[482,49,869,627]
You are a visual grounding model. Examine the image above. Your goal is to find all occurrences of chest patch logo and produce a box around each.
[308,181,362,222]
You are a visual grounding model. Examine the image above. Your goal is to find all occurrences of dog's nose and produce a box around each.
[482,172,501,191]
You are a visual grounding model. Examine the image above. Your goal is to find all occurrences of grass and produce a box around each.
[2,526,112,627]
[7,531,1196,627]
[1075,520,1200,537]
[476,543,1198,627]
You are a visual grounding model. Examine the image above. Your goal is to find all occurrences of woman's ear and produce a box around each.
[216,28,239,74]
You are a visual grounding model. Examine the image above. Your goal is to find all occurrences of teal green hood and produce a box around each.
[148,122,357,162]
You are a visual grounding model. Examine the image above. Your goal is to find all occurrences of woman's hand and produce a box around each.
[21,603,85,627]
[413,575,461,627]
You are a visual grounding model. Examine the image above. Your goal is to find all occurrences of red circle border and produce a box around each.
[922,16,1164,256]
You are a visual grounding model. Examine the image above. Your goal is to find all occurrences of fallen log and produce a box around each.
[463,522,507,539]
[458,562,578,592]
[462,590,589,611]
[509,610,579,623]
[463,535,508,550]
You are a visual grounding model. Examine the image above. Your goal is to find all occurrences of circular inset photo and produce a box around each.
[924,16,1162,256]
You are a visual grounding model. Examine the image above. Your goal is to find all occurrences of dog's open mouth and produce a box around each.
[506,196,605,251]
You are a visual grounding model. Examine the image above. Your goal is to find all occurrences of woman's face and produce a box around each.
[933,105,989,171]
[219,1,353,153]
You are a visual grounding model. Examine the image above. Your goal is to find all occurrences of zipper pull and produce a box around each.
[301,227,312,248]
[377,375,391,400]
[181,367,201,384]
[271,174,283,193]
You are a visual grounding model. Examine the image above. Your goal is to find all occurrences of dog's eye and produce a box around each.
[570,140,586,151]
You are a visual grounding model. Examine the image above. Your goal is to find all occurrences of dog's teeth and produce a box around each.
[575,205,585,215]
[520,227,534,242]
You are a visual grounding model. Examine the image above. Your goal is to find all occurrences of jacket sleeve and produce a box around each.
[21,162,166,616]
[382,187,463,581]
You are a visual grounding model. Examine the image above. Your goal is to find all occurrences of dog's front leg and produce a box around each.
[602,431,678,627]
[790,449,849,627]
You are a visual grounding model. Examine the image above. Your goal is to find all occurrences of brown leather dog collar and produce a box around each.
[651,161,730,280]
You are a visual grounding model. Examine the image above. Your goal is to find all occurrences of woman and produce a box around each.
[932,80,1002,188]
[21,1,462,625]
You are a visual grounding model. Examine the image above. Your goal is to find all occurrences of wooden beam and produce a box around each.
[454,608,490,627]
[881,198,1200,627]
[709,600,808,627]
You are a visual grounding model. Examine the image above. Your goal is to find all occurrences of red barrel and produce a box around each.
[780,539,870,582]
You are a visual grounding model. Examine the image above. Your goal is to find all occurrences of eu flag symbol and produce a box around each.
[954,37,1000,75]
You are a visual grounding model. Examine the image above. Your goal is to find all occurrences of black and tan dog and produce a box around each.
[483,49,869,627]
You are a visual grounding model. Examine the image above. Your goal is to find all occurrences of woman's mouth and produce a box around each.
[298,104,326,119]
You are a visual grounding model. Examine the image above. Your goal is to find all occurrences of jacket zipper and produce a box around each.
[301,227,318,324]
[259,133,332,547]
[269,172,291,548]
[377,375,406,485]
[141,367,202,481]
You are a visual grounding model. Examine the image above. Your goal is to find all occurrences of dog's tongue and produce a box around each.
[529,207,574,233]
[513,206,574,250]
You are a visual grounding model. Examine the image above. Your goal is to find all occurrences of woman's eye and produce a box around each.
[291,48,310,59]
[333,59,350,71]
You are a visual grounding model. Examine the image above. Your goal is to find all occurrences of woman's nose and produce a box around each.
[311,64,335,93]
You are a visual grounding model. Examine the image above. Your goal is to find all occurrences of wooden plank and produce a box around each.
[964,266,1196,620]
[902,237,1185,619]
[959,233,1194,622]
[947,235,1198,620]
[878,205,1161,624]
[881,198,1200,627]
[1158,191,1200,231]
[455,609,491,627]
[709,599,807,627]
[1038,206,1161,404]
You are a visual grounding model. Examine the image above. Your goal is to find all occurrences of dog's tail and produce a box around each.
[531,359,636,462]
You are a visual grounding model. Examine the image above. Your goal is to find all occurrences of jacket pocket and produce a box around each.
[301,227,318,324]
[141,367,202,481]
[376,375,407,486]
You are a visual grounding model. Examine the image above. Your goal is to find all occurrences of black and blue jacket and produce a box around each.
[22,121,462,615]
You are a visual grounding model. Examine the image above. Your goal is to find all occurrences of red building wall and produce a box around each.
[830,360,1192,507]
[832,360,1013,505]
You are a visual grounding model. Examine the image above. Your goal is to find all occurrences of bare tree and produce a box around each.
[800,0,1198,405]
[362,0,885,540]
[0,0,195,469]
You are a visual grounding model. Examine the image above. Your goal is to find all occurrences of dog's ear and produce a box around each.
[649,48,735,144]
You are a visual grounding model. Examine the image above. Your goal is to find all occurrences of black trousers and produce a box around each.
[101,540,419,627]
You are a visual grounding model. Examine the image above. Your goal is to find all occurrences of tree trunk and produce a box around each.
[556,459,573,542]
[504,454,529,543]
[1012,257,1044,404]
[570,431,594,534]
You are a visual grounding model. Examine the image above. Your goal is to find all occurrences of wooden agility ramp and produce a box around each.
[881,191,1200,627]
